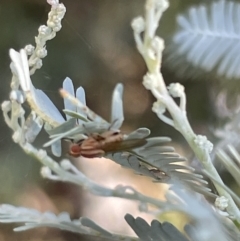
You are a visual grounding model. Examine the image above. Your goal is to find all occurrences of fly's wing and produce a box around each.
[120,136,175,160]
[101,127,151,153]
[102,138,148,153]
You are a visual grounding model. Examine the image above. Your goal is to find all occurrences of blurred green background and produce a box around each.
[0,0,232,240]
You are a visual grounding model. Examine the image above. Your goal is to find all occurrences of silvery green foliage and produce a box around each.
[8,47,209,195]
[213,95,240,160]
[124,188,240,241]
[217,146,240,188]
[3,0,240,240]
[0,205,135,240]
[125,214,190,241]
[44,77,210,196]
[0,187,238,241]
[168,0,240,79]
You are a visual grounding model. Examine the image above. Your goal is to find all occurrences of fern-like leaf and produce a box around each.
[168,0,240,79]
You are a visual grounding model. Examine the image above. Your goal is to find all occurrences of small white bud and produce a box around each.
[57,3,66,14]
[194,135,213,153]
[155,0,169,11]
[131,16,145,33]
[1,101,11,111]
[41,166,52,178]
[12,130,22,143]
[152,100,166,115]
[143,73,158,90]
[38,150,47,159]
[24,45,35,55]
[38,25,51,36]
[53,24,62,32]
[151,37,164,53]
[36,48,47,58]
[35,59,43,69]
[47,0,59,6]
[168,83,184,98]
[215,196,228,211]
[9,90,25,104]
[60,160,72,170]
[52,15,61,24]
[47,20,56,28]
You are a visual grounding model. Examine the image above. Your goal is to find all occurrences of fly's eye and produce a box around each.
[112,131,120,136]
[71,144,81,153]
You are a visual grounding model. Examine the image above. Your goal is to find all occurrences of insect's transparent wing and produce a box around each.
[83,122,111,134]
[62,77,76,119]
[111,83,124,129]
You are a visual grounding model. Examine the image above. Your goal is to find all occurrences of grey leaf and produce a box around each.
[124,128,151,140]
[46,118,77,136]
[63,77,76,119]
[81,217,112,237]
[125,214,190,241]
[125,214,152,241]
[62,110,89,123]
[76,86,86,105]
[168,0,240,79]
[76,86,87,117]
[33,88,65,124]
[51,140,62,157]
[217,146,240,187]
[24,112,43,143]
[111,83,124,129]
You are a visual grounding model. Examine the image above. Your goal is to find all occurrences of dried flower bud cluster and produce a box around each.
[143,73,159,90]
[131,17,145,33]
[27,1,66,75]
[215,196,229,211]
[168,83,184,98]
[47,2,66,32]
[194,135,213,154]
